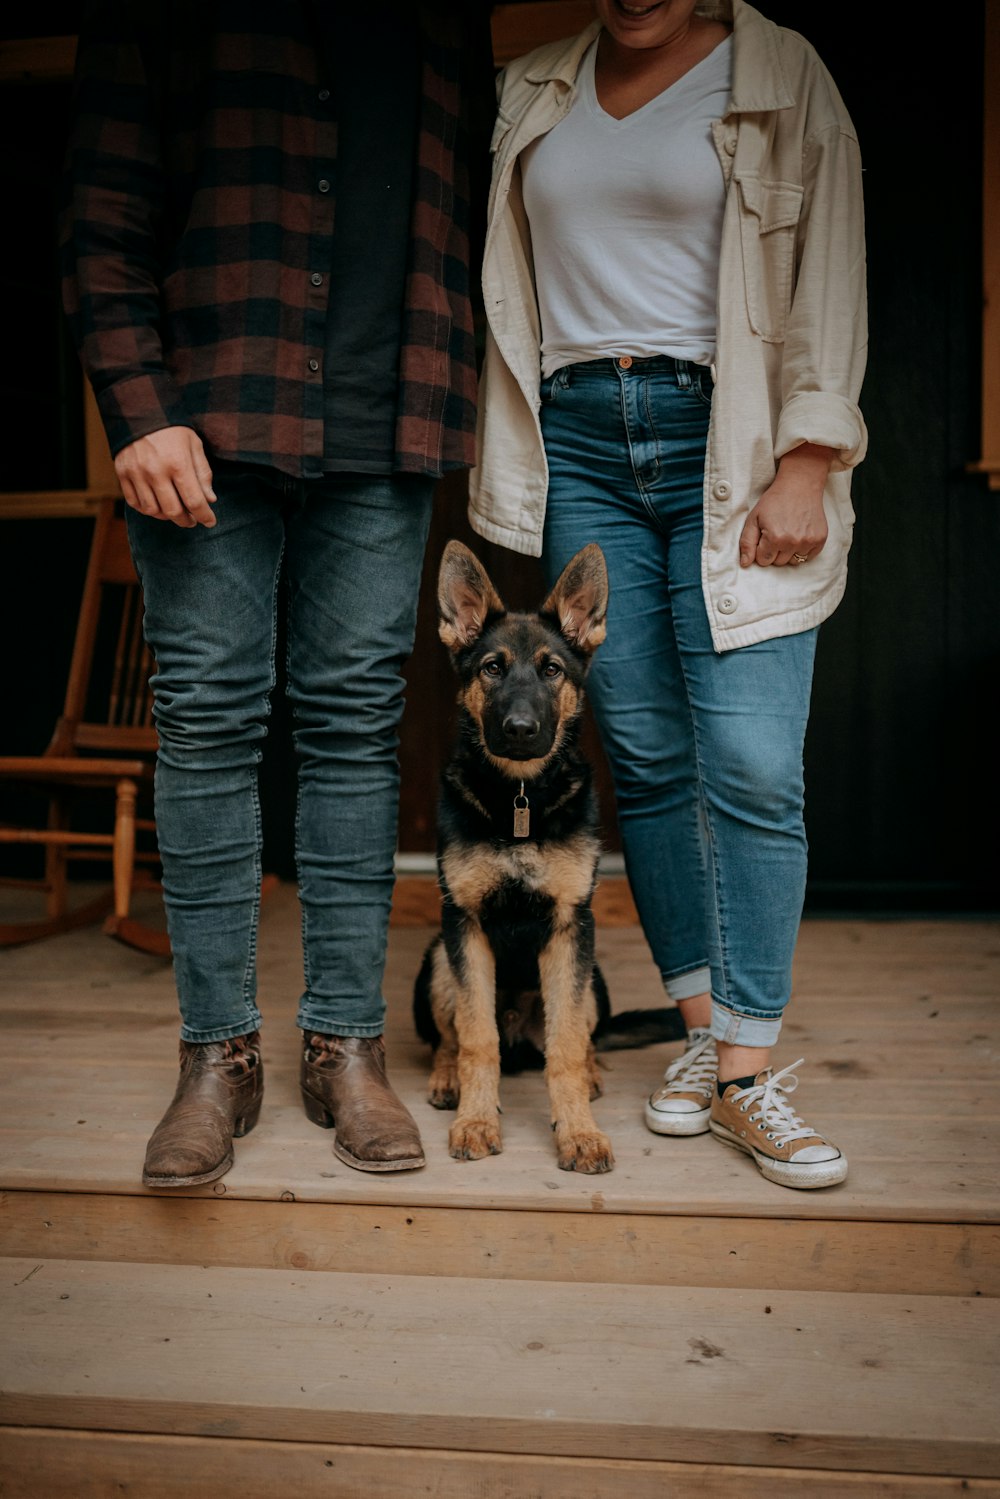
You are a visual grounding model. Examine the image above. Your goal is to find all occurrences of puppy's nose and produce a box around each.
[502,713,540,740]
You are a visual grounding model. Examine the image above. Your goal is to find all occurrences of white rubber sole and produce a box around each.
[644,1099,711,1136]
[709,1120,848,1189]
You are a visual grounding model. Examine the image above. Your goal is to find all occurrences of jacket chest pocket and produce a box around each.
[735,174,803,343]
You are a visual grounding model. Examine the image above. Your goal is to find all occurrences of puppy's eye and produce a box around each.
[543,661,563,679]
[482,660,503,678]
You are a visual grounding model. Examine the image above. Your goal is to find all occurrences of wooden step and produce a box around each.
[1,1258,998,1484]
[3,1428,1000,1499]
[3,1189,997,1298]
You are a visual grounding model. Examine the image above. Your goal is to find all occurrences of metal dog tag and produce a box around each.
[513,784,530,839]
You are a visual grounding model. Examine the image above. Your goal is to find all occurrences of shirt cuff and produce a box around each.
[775,392,868,473]
[96,371,192,457]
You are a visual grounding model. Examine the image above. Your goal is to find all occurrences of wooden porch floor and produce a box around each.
[1,880,999,1495]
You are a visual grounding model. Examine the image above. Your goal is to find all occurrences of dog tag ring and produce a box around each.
[513,783,530,838]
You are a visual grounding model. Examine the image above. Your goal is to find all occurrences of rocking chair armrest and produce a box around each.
[0,756,155,782]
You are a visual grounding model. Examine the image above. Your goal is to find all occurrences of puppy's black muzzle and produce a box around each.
[485,673,556,761]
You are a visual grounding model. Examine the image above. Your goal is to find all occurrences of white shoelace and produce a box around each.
[730,1060,821,1147]
[654,1029,717,1101]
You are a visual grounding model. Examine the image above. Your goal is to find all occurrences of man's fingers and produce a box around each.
[114,428,218,528]
[126,475,166,519]
[191,442,217,503]
[173,465,217,527]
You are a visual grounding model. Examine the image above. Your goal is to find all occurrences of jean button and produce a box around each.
[617,355,633,369]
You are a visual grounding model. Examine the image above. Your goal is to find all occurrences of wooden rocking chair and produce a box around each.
[0,499,169,955]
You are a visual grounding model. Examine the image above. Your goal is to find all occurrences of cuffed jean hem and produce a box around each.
[296,1013,386,1039]
[663,964,712,1002]
[710,1001,784,1049]
[179,1013,263,1045]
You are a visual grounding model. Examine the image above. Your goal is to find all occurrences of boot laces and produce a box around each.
[218,1034,259,1073]
[732,1060,820,1146]
[653,1029,717,1102]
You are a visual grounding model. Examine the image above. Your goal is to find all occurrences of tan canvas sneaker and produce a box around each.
[709,1060,848,1189]
[644,1027,717,1136]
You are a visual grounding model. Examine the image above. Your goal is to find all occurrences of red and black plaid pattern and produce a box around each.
[61,0,489,479]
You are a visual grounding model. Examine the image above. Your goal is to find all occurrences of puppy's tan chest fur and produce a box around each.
[442,833,599,922]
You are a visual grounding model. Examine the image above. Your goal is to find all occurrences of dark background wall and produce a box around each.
[1,2,997,914]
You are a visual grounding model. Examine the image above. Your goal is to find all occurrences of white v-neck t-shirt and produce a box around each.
[520,35,732,379]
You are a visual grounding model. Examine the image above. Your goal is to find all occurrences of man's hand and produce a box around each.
[115,427,217,529]
[738,443,834,568]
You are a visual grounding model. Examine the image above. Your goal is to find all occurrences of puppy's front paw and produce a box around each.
[428,1058,459,1110]
[555,1127,615,1174]
[449,1116,503,1161]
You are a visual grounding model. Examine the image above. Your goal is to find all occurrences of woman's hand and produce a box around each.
[115,427,217,529]
[738,443,834,568]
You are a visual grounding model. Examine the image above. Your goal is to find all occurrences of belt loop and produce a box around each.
[675,359,691,390]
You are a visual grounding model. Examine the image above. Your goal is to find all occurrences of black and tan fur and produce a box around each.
[413,540,684,1174]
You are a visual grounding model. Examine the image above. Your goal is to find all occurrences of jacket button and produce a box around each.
[308,358,319,372]
[718,595,738,615]
[724,137,737,155]
[713,480,732,500]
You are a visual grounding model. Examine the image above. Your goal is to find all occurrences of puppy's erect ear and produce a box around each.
[541,543,609,653]
[437,540,506,651]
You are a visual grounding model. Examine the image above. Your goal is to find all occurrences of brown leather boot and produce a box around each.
[301,1034,425,1172]
[143,1032,263,1188]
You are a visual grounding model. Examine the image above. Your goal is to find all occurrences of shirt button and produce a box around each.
[318,88,330,102]
[718,594,738,615]
[310,273,324,287]
[713,480,732,500]
[617,355,633,369]
[318,179,330,193]
[308,358,319,372]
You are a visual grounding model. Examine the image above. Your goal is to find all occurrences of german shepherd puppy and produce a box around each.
[413,540,684,1174]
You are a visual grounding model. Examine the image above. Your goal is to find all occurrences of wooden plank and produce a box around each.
[0,492,115,521]
[0,35,76,82]
[3,1428,998,1499]
[1,1260,997,1475]
[2,905,999,1222]
[2,1191,996,1298]
[1,1107,997,1224]
[971,0,1000,489]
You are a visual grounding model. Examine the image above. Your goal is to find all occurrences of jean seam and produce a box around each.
[240,530,285,1013]
[680,668,731,1015]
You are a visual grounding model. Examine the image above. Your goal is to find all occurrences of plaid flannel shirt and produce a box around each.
[61,0,492,479]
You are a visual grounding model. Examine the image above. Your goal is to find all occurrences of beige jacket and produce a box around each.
[468,1,868,651]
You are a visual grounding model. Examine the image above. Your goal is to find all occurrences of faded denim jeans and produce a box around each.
[540,356,817,1047]
[127,463,434,1044]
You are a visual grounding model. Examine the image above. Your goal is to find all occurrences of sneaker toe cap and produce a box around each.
[793,1143,841,1163]
[649,1094,702,1114]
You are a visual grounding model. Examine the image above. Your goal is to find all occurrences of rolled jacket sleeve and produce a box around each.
[774,121,868,473]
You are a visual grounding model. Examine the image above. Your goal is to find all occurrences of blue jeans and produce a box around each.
[126,464,434,1044]
[540,357,817,1047]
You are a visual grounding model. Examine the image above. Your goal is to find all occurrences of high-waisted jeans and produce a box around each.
[540,356,817,1047]
[126,463,434,1044]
